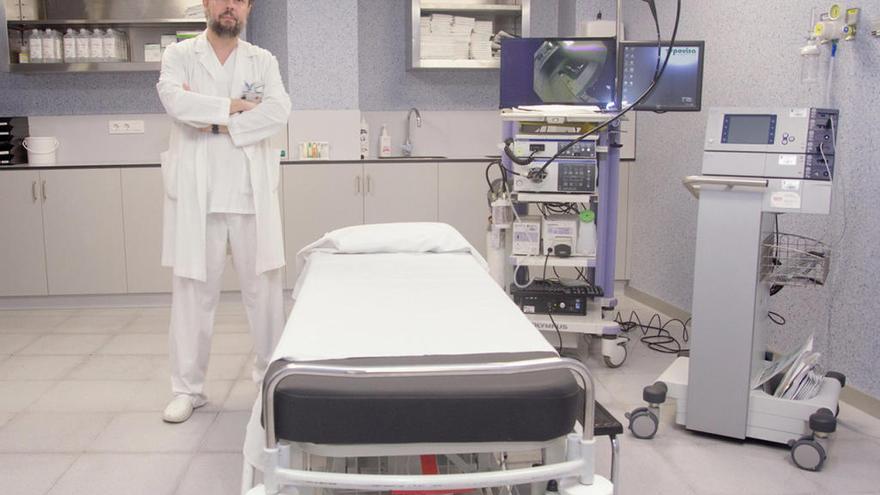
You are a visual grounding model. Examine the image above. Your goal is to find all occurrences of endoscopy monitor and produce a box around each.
[619,41,705,112]
[500,38,618,109]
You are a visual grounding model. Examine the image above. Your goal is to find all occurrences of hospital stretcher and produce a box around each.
[242,223,621,495]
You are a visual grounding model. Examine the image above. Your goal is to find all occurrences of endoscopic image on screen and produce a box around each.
[533,40,616,106]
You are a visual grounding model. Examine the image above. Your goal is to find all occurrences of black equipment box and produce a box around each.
[510,281,603,316]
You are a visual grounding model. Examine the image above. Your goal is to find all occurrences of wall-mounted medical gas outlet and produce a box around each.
[108,120,145,135]
[814,4,861,42]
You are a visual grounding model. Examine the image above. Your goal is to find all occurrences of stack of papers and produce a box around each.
[184,4,204,19]
[752,336,825,401]
[470,20,493,59]
[420,15,469,60]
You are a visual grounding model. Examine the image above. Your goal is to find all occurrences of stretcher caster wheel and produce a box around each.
[601,336,627,368]
[625,407,659,439]
[789,437,827,471]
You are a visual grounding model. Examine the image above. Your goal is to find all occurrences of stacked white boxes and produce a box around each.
[470,20,494,59]
[420,15,492,60]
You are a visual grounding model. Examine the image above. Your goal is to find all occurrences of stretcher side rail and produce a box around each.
[259,357,603,495]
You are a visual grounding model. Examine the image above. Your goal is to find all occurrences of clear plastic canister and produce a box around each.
[102,29,118,62]
[76,29,90,62]
[28,29,43,63]
[90,29,105,62]
[41,29,58,63]
[63,28,77,63]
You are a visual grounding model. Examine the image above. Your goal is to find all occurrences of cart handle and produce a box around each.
[682,176,769,199]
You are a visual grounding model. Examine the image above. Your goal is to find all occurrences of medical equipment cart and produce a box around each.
[626,107,846,471]
[498,108,628,368]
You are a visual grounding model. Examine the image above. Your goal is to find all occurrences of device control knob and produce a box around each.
[559,302,566,309]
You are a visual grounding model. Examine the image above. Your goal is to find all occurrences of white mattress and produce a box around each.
[274,251,555,362]
[245,250,555,469]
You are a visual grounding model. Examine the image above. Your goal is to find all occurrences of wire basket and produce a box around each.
[761,233,831,287]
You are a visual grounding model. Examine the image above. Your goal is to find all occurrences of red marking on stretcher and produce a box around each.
[390,455,473,495]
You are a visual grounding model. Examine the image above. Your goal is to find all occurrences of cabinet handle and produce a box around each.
[32,181,38,202]
[41,180,47,202]
[355,175,362,194]
[366,175,372,194]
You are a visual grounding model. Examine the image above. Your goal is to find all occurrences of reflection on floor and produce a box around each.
[0,296,879,495]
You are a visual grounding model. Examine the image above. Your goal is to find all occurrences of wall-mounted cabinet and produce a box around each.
[407,0,530,70]
[2,0,205,73]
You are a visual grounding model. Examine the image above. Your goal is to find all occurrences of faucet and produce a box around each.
[402,107,422,157]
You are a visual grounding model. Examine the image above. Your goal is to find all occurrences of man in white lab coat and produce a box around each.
[156,0,291,423]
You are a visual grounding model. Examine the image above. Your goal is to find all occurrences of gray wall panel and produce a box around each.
[622,0,880,398]
[288,0,359,110]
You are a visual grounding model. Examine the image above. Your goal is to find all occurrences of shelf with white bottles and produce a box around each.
[9,62,160,73]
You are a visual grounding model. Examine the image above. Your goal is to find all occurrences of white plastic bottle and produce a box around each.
[63,29,77,63]
[42,29,57,63]
[76,29,90,62]
[103,29,118,62]
[28,29,43,63]
[53,30,62,63]
[90,29,104,62]
[359,117,370,159]
[379,124,392,158]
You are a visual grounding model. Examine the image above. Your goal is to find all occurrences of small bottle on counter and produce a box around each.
[28,29,43,63]
[379,124,392,158]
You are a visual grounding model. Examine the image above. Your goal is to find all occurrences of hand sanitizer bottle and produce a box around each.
[379,124,392,158]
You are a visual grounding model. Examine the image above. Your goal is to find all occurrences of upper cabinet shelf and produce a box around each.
[407,0,530,70]
[420,3,523,14]
[6,19,206,27]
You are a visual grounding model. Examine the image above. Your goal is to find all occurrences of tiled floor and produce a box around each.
[0,298,879,495]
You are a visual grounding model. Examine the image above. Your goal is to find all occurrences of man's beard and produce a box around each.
[209,14,242,38]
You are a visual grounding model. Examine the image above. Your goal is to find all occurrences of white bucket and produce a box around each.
[23,137,59,165]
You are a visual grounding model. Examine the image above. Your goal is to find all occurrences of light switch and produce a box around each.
[109,120,145,135]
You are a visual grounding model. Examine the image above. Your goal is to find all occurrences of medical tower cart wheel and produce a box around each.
[788,407,837,471]
[601,336,627,368]
[626,381,668,439]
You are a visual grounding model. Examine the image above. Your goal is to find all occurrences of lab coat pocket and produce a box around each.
[269,149,281,192]
[160,150,178,200]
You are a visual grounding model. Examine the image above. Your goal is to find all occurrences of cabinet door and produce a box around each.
[282,163,364,287]
[121,168,173,293]
[0,170,48,296]
[41,169,127,295]
[438,162,491,257]
[363,162,438,225]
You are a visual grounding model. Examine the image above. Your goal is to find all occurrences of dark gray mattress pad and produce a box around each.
[265,352,582,445]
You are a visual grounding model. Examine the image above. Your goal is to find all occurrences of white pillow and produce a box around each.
[322,222,473,254]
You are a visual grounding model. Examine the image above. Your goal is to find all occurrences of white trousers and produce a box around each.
[169,213,283,400]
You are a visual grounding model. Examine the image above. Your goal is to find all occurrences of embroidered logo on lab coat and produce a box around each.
[242,81,265,102]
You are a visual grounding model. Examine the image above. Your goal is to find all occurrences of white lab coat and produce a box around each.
[157,32,291,281]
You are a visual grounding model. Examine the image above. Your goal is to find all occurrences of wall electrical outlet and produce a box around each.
[109,120,145,135]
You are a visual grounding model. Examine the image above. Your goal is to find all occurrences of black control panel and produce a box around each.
[557,162,597,193]
[0,117,29,166]
[510,281,604,316]
[804,108,838,181]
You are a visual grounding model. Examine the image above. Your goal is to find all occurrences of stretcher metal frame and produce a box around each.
[248,356,616,495]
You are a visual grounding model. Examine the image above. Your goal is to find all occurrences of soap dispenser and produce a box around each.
[379,124,392,158]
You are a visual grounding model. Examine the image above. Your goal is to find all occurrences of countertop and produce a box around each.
[0,157,500,171]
